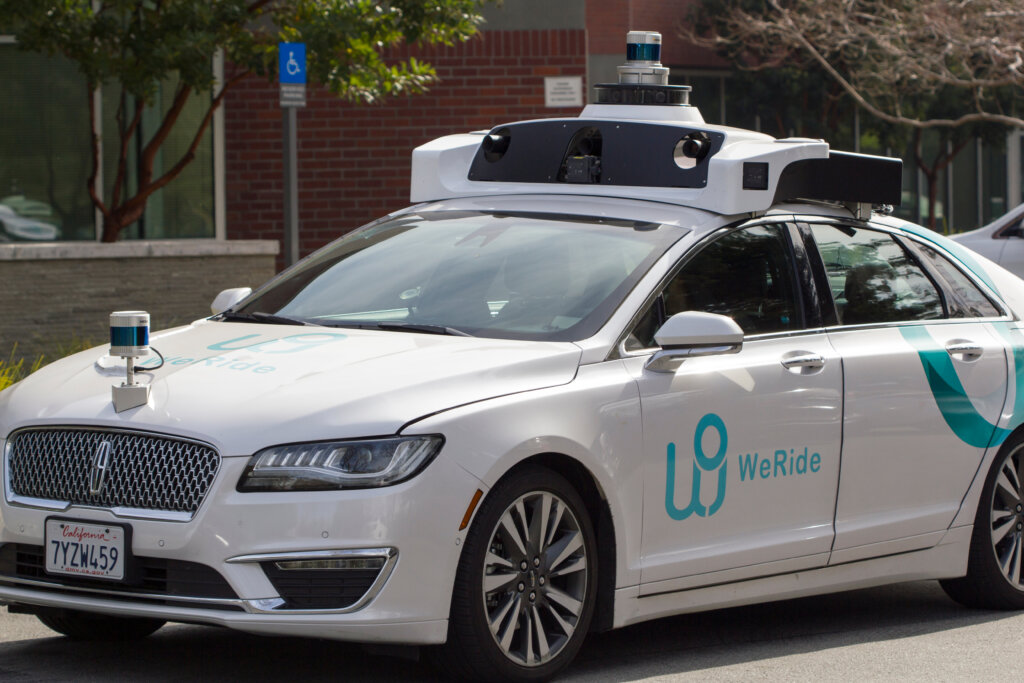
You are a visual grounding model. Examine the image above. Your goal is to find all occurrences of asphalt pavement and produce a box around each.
[1,580,1022,681]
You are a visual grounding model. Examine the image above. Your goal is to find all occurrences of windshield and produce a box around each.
[231,210,682,341]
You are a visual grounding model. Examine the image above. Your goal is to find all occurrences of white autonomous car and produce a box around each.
[5,32,1024,682]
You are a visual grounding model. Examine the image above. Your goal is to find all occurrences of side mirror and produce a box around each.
[645,311,743,373]
[211,287,252,315]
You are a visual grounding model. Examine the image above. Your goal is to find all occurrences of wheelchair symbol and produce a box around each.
[286,51,300,76]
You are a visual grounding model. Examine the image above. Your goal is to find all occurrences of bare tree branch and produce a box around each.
[138,82,194,189]
[684,0,1024,129]
[101,69,251,241]
[111,96,145,210]
[788,23,1024,130]
[141,70,249,204]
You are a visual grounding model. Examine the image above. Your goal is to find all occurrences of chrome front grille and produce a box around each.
[5,428,219,518]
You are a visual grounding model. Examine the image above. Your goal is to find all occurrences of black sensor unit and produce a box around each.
[467,120,725,189]
[774,151,903,206]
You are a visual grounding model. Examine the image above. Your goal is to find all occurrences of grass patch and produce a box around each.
[0,338,95,392]
[53,336,98,359]
[0,347,44,391]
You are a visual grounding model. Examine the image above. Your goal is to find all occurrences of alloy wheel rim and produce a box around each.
[990,445,1024,590]
[481,490,588,667]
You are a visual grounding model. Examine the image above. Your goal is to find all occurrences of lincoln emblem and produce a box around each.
[89,441,113,496]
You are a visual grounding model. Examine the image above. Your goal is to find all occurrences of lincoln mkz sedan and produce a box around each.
[4,32,1024,682]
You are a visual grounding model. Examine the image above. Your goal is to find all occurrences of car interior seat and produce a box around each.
[842,262,899,324]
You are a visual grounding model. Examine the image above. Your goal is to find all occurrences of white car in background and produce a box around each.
[5,32,1024,682]
[952,202,1024,277]
[0,204,60,242]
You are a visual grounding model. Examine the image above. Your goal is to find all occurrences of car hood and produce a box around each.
[0,321,582,455]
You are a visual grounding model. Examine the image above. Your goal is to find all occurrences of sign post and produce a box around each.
[279,43,306,267]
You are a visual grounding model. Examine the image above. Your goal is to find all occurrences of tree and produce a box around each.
[0,1,485,242]
[685,0,1024,130]
[684,0,1024,231]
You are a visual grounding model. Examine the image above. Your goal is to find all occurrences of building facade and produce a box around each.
[1,0,1021,257]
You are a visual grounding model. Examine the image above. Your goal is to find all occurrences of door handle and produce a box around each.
[945,340,983,361]
[780,352,825,373]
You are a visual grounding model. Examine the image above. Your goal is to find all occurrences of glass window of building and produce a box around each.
[102,76,215,240]
[0,47,94,241]
[1,39,216,242]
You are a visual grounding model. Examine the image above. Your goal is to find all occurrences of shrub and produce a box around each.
[0,350,43,391]
[0,340,90,392]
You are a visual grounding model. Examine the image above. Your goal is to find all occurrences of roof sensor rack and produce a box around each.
[410,30,904,216]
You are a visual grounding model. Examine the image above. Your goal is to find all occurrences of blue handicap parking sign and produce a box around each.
[279,43,307,84]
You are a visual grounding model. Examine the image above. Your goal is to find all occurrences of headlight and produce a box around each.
[237,435,444,491]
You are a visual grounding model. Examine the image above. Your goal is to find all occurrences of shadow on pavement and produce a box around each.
[565,581,1016,681]
[0,580,1017,682]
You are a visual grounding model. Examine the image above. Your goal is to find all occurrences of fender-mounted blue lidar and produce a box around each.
[110,310,151,412]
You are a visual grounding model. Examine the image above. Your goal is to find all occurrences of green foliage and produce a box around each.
[277,0,484,102]
[1,1,485,103]
[0,360,22,392]
[0,1,486,241]
[0,346,44,392]
[0,337,97,392]
[52,335,99,360]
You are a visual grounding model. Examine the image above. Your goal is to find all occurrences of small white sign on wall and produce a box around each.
[544,76,583,108]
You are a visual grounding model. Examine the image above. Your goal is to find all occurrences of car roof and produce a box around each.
[408,194,873,242]
[408,31,904,240]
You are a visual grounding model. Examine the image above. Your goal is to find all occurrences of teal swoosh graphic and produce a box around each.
[899,326,1007,448]
[992,322,1024,429]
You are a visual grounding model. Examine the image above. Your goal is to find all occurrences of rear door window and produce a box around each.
[807,224,943,325]
[911,242,1002,318]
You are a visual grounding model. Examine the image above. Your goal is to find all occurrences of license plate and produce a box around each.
[45,519,126,581]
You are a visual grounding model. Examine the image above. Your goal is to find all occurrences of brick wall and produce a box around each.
[0,241,278,364]
[224,29,587,262]
[586,0,631,55]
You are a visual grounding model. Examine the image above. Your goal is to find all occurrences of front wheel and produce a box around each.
[35,607,165,641]
[436,466,597,682]
[941,433,1024,609]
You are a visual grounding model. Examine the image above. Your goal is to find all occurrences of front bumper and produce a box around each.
[0,448,482,644]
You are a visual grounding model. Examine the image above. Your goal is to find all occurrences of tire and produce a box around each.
[434,465,598,682]
[35,607,165,641]
[941,433,1024,609]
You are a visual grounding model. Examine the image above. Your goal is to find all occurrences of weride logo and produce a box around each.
[135,332,348,375]
[665,413,823,521]
[665,413,728,520]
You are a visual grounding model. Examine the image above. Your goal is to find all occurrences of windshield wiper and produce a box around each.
[375,322,472,337]
[217,311,317,326]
